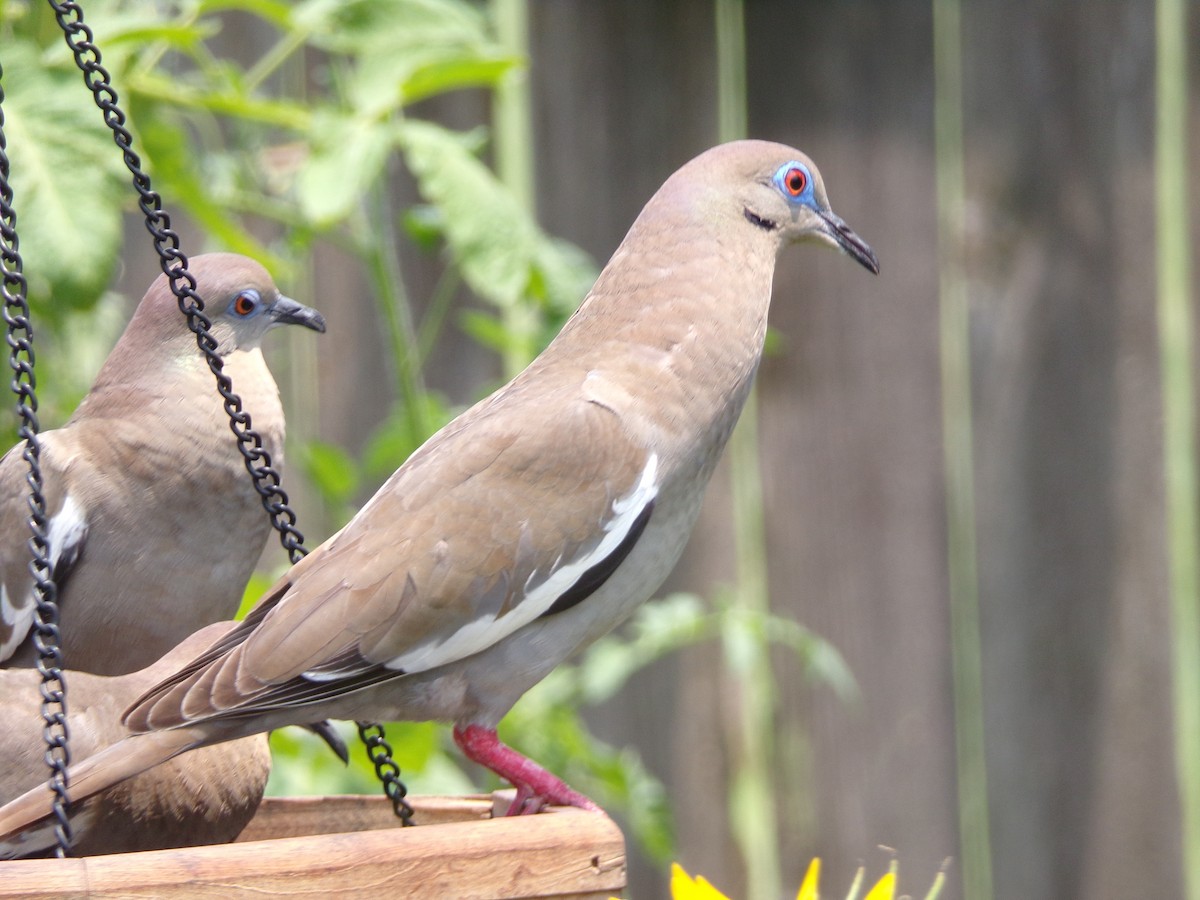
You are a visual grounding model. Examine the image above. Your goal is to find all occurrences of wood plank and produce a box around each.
[235,794,493,841]
[0,797,626,899]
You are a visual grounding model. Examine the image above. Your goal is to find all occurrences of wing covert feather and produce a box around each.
[143,381,653,724]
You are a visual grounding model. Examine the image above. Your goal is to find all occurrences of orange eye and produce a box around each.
[783,167,806,196]
[233,292,257,316]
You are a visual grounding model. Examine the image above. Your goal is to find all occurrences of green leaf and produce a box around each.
[400,120,537,307]
[402,204,445,251]
[763,613,859,702]
[401,53,518,105]
[295,113,395,226]
[1,45,127,314]
[578,594,713,704]
[360,396,454,481]
[293,0,490,56]
[301,440,361,504]
[198,0,295,30]
[458,309,515,356]
[531,235,597,317]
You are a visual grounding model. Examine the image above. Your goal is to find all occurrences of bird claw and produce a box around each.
[505,786,546,816]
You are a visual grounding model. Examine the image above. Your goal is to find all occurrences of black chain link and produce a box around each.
[43,0,414,825]
[357,721,416,823]
[47,0,309,565]
[0,64,74,857]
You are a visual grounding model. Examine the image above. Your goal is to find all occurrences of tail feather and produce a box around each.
[0,728,199,855]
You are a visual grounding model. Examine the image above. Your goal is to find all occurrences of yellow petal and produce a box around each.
[671,863,699,896]
[668,863,734,900]
[694,875,734,900]
[863,872,896,900]
[797,857,821,900]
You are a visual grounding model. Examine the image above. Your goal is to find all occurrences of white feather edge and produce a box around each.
[302,453,660,681]
[0,494,87,661]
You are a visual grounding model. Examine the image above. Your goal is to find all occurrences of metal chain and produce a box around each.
[0,65,74,857]
[46,0,413,825]
[47,0,307,563]
[357,721,416,823]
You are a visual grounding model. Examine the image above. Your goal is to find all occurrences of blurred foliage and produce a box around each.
[1,0,854,868]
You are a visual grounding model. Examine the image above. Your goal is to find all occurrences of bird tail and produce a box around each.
[0,727,199,857]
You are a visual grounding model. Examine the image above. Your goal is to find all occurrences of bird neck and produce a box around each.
[567,211,774,350]
[542,213,778,466]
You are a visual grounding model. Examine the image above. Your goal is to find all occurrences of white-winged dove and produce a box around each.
[0,253,326,675]
[0,140,878,842]
[0,622,270,858]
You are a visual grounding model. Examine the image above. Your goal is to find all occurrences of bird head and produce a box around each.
[677,140,880,275]
[123,253,326,360]
[190,254,327,355]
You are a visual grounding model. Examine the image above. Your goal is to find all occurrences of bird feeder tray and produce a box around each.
[0,793,626,899]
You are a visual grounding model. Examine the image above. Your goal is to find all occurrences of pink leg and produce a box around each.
[453,724,600,816]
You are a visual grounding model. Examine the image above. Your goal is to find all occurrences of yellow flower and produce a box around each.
[797,857,820,900]
[862,870,896,900]
[610,856,932,900]
[670,862,734,900]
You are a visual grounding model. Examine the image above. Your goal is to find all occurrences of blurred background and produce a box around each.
[2,1,1199,898]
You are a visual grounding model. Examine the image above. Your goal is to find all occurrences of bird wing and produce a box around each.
[0,436,89,662]
[128,374,658,728]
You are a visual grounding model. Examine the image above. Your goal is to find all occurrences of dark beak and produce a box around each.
[819,210,880,275]
[271,294,327,333]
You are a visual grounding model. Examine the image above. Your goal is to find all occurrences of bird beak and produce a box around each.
[817,210,880,275]
[270,295,327,333]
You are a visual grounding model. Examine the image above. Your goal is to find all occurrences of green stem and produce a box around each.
[358,182,430,440]
[244,27,310,94]
[417,268,462,370]
[490,0,538,376]
[133,5,201,75]
[715,2,780,898]
[715,0,747,140]
[933,2,993,899]
[126,74,312,131]
[1156,0,1200,897]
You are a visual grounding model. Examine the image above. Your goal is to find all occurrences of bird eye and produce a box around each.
[231,290,260,317]
[772,162,811,202]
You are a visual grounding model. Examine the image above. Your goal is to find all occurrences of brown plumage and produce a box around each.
[0,141,878,844]
[0,623,269,858]
[0,254,325,675]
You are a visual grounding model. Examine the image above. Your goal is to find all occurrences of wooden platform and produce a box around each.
[0,793,627,899]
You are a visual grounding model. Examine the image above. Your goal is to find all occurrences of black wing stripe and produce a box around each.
[539,499,654,619]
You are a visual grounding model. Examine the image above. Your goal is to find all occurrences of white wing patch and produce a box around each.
[0,495,88,661]
[368,453,660,677]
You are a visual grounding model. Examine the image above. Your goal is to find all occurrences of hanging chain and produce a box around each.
[46,0,413,825]
[47,0,306,563]
[0,66,74,857]
[357,721,416,823]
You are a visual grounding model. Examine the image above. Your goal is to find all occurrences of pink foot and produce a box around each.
[453,724,600,816]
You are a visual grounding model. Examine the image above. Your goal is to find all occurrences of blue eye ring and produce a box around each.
[229,289,262,318]
[773,162,814,205]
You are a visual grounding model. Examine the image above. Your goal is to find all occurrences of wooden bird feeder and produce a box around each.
[0,793,627,899]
